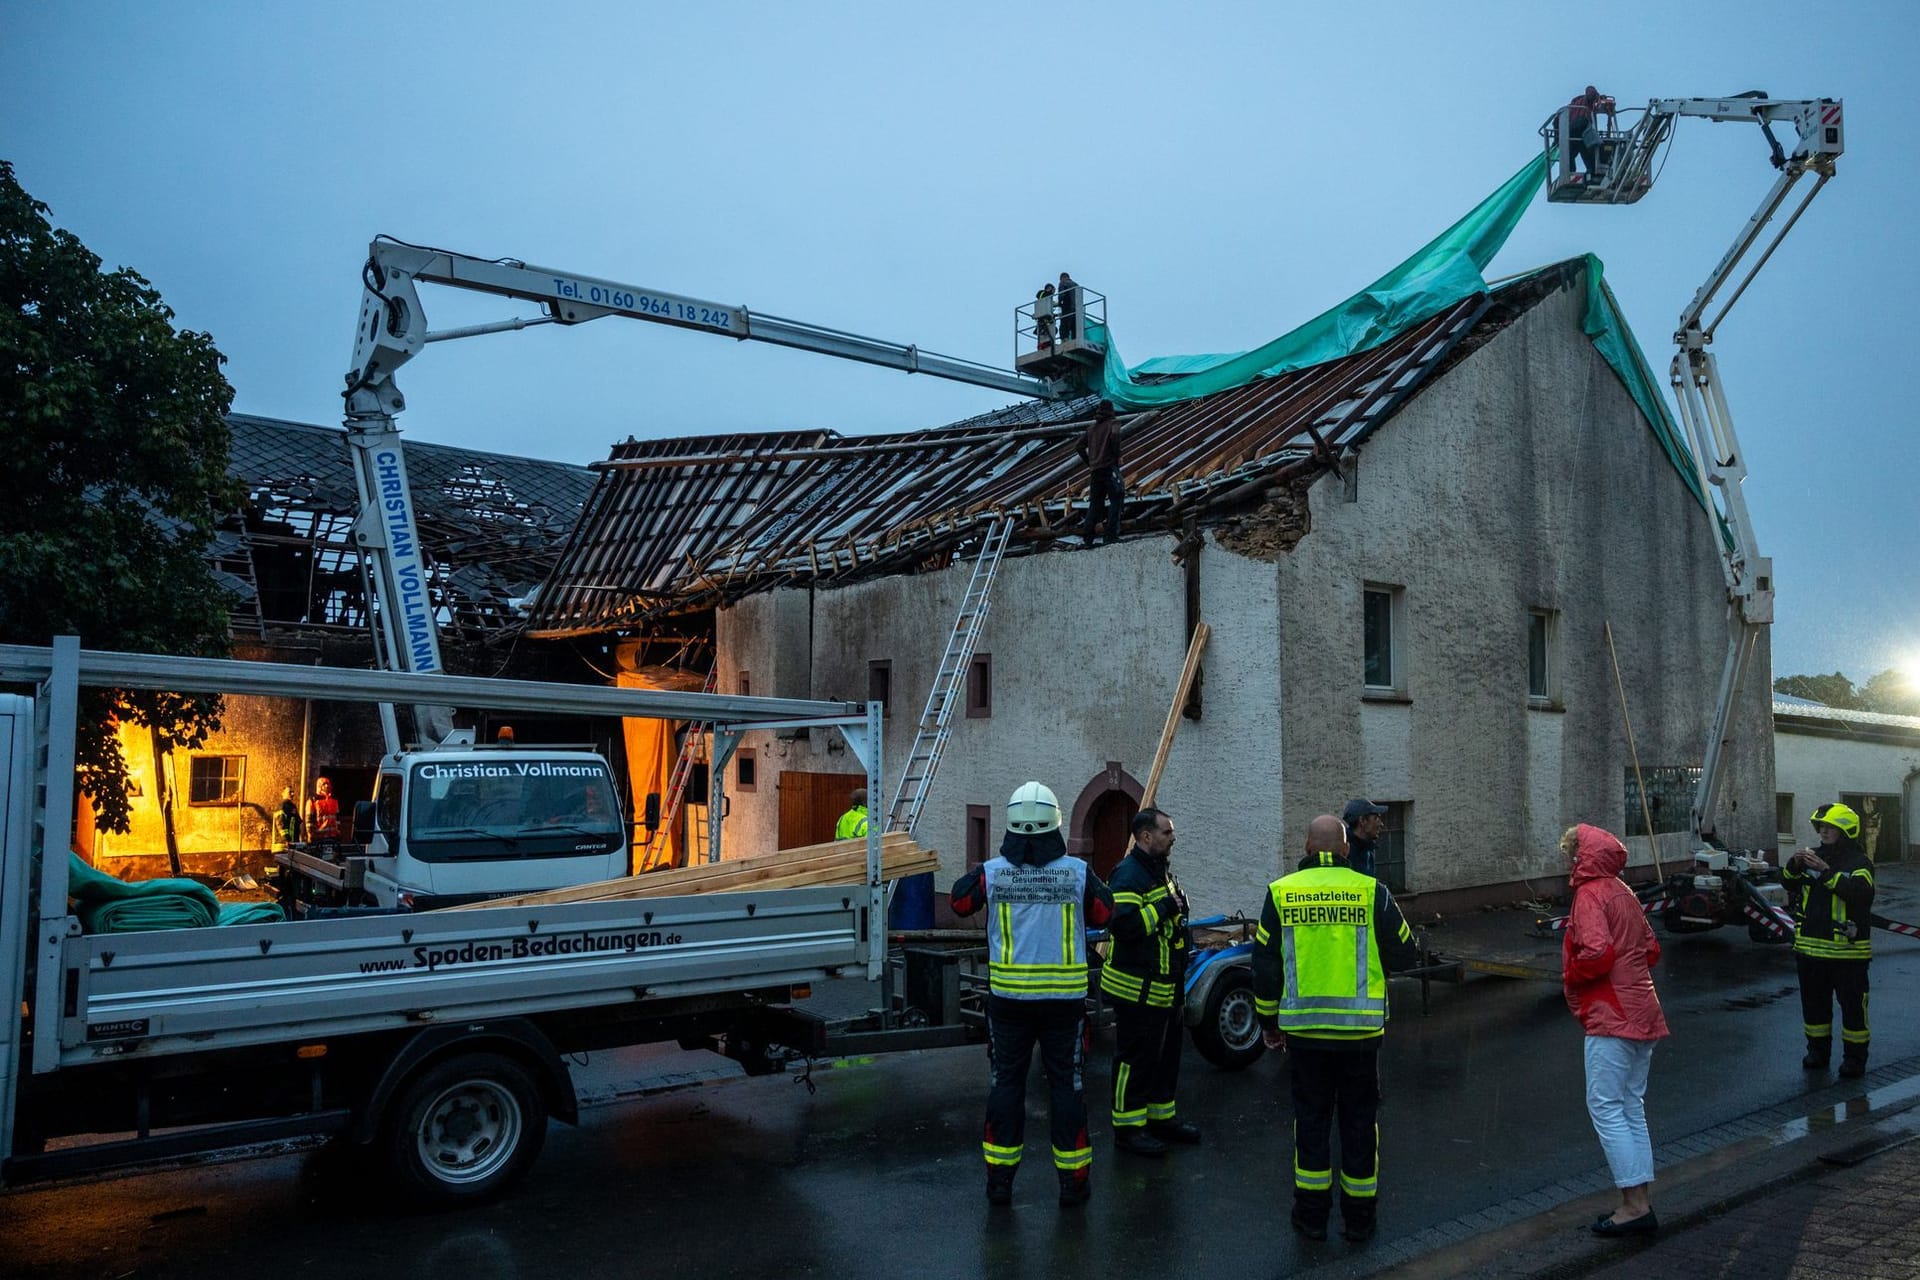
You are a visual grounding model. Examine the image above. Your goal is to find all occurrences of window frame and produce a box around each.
[1527,608,1560,707]
[1775,792,1795,843]
[1373,801,1412,894]
[966,652,992,719]
[966,803,992,871]
[867,660,892,719]
[1362,583,1406,696]
[186,754,244,807]
[736,751,757,792]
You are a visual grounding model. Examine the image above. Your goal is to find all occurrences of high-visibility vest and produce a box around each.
[982,854,1092,1000]
[835,807,869,840]
[1256,864,1390,1039]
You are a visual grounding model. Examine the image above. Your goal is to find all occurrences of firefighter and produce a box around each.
[949,782,1114,1207]
[834,788,870,840]
[1103,806,1201,1155]
[1253,813,1421,1243]
[270,788,301,852]
[1784,801,1875,1077]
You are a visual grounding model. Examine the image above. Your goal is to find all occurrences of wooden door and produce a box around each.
[1084,789,1138,880]
[777,770,867,850]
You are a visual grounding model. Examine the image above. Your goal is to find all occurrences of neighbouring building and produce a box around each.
[1772,698,1918,865]
[529,258,1776,919]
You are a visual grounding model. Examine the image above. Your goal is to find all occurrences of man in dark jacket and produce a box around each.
[1783,801,1876,1077]
[1102,806,1200,1156]
[1342,798,1389,879]
[950,782,1115,1207]
[1077,400,1124,545]
[1254,815,1421,1243]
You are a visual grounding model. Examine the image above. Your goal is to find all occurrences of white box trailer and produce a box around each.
[0,639,890,1203]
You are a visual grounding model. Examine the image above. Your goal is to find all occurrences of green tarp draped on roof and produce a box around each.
[1093,153,1549,409]
[1084,151,1705,509]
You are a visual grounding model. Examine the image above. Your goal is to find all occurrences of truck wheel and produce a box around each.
[383,1052,547,1205]
[1191,968,1264,1070]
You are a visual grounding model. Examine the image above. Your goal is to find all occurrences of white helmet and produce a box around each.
[1007,781,1062,834]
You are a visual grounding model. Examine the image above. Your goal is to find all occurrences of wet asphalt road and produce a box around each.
[5,869,1919,1280]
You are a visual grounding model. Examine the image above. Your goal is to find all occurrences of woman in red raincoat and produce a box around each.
[1562,823,1669,1237]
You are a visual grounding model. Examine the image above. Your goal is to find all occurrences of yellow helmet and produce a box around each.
[1006,781,1062,834]
[1809,802,1861,840]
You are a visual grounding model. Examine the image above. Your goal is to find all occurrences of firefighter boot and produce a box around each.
[1802,1038,1831,1070]
[1114,1126,1167,1158]
[985,1164,1015,1206]
[1840,1048,1868,1080]
[1057,1168,1090,1207]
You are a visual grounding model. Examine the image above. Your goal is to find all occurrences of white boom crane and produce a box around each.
[1542,94,1843,846]
[342,241,1069,750]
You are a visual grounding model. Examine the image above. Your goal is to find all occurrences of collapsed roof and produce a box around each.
[216,414,595,646]
[525,264,1583,639]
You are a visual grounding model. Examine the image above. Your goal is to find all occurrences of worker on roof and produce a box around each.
[1056,271,1080,343]
[1253,814,1420,1243]
[1033,283,1055,350]
[1784,802,1875,1078]
[835,788,870,840]
[1077,400,1124,546]
[949,782,1114,1207]
[1103,806,1201,1158]
[1566,85,1618,176]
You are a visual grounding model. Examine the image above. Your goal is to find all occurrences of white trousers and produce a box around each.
[1584,1035,1656,1189]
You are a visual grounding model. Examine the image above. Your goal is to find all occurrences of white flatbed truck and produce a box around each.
[0,638,894,1204]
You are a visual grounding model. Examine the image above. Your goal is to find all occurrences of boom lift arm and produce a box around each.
[342,241,1068,749]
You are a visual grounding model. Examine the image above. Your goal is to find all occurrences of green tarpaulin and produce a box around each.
[66,853,285,933]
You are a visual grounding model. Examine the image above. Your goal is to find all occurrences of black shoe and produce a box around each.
[1291,1208,1328,1241]
[1114,1127,1168,1158]
[1057,1170,1090,1207]
[1591,1209,1657,1238]
[1803,1042,1831,1070]
[1840,1056,1868,1079]
[1148,1119,1202,1145]
[1342,1217,1377,1243]
[985,1165,1015,1206]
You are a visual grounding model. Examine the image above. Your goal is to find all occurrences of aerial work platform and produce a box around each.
[1015,284,1107,381]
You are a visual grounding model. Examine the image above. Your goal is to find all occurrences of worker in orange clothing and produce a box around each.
[306,776,342,844]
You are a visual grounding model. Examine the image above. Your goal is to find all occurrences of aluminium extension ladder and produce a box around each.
[884,517,1015,836]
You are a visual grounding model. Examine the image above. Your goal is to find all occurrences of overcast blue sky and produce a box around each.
[5,1,1914,682]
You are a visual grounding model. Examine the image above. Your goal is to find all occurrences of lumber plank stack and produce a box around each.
[454,831,939,910]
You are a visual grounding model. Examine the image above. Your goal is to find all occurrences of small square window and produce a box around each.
[737,753,757,792]
[966,653,992,719]
[738,670,750,696]
[1776,793,1795,841]
[1363,584,1404,693]
[1373,801,1411,894]
[1625,766,1701,837]
[966,804,992,870]
[868,660,892,718]
[1528,609,1559,704]
[188,755,243,806]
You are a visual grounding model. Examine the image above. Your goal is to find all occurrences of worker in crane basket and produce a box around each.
[1784,802,1875,1078]
[949,782,1114,1207]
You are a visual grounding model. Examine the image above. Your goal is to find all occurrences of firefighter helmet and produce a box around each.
[1809,802,1861,840]
[1006,781,1062,834]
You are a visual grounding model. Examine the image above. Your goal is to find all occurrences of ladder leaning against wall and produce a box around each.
[639,667,718,871]
[884,517,1016,836]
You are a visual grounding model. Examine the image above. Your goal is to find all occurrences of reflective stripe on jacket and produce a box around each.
[1784,845,1875,961]
[980,854,1093,999]
[1101,848,1188,1008]
[1251,855,1415,1042]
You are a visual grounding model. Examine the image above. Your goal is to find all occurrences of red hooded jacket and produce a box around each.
[1563,824,1669,1041]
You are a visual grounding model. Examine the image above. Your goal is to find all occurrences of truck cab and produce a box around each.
[358,745,628,910]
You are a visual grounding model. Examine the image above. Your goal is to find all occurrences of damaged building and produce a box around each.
[527,257,1775,920]
[82,414,598,877]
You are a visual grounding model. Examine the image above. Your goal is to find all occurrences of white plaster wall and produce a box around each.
[1773,728,1920,855]
[716,534,1285,916]
[1273,269,1774,892]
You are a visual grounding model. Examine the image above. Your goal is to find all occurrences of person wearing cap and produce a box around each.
[1783,801,1875,1077]
[949,782,1115,1208]
[1566,85,1618,176]
[1342,798,1390,879]
[271,788,301,852]
[1077,400,1124,546]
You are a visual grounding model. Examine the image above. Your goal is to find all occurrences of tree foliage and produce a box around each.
[0,161,240,831]
[1774,669,1920,717]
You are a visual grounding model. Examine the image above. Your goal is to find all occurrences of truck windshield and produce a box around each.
[407,760,623,861]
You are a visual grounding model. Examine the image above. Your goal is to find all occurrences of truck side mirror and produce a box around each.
[354,800,378,839]
[644,793,661,832]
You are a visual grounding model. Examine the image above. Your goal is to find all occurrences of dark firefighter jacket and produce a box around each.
[1100,846,1190,1009]
[1783,839,1875,961]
